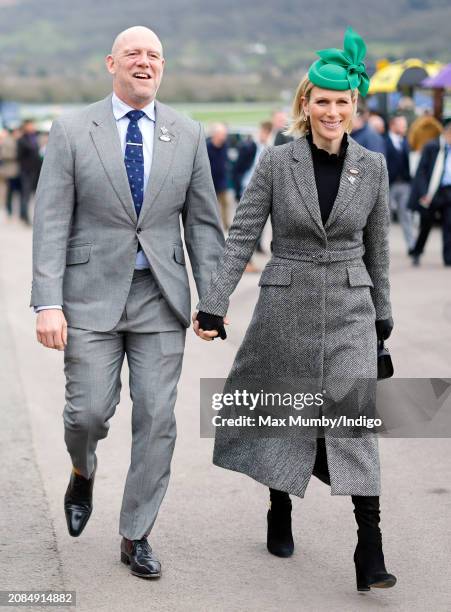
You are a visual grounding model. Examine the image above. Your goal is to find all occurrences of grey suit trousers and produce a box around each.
[63,269,185,540]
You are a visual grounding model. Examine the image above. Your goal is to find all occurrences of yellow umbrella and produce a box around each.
[369,59,443,94]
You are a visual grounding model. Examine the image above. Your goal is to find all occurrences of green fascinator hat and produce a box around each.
[308,27,370,97]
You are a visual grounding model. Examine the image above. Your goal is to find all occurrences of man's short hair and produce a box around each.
[389,112,405,123]
[260,121,272,132]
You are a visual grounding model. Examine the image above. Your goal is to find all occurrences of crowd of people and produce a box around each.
[205,99,451,268]
[0,120,46,226]
[352,100,451,267]
[1,101,450,268]
[206,110,295,271]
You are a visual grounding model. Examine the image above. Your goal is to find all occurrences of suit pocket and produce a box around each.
[258,265,292,286]
[160,330,186,356]
[347,266,374,288]
[174,245,186,266]
[66,245,91,266]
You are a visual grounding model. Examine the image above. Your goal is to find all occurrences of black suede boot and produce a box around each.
[267,488,294,557]
[352,495,397,591]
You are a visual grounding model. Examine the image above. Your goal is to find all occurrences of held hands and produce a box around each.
[375,317,393,342]
[192,311,229,341]
[36,309,68,350]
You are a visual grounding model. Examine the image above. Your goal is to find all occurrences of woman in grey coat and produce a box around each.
[194,28,396,591]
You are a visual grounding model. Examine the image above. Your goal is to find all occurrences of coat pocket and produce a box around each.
[174,245,186,265]
[258,266,292,286]
[347,266,374,288]
[66,245,91,266]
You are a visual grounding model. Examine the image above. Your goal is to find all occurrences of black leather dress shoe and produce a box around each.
[64,456,97,537]
[120,537,161,579]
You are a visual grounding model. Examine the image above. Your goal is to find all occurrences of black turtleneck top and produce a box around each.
[306,132,348,226]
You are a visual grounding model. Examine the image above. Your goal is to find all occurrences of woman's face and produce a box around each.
[303,86,355,142]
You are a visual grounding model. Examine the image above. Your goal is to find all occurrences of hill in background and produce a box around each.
[0,0,449,102]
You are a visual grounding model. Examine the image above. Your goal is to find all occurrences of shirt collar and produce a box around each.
[112,92,156,122]
[306,132,348,161]
[389,131,403,145]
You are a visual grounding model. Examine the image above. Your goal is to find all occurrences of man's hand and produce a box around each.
[192,310,229,341]
[36,309,68,350]
[419,194,432,207]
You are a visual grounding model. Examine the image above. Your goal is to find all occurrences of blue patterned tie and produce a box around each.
[124,110,146,219]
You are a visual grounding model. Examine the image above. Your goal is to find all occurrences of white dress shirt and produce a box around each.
[388,131,403,151]
[441,144,451,187]
[36,93,156,312]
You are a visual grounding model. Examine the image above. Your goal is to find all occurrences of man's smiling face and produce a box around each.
[106,27,165,109]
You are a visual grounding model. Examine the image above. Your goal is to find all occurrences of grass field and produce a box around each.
[18,101,283,132]
[171,102,278,129]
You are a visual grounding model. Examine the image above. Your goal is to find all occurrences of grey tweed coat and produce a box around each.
[198,135,392,496]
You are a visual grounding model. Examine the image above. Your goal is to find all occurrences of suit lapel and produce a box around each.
[89,95,137,224]
[324,137,365,230]
[138,101,178,223]
[291,137,325,236]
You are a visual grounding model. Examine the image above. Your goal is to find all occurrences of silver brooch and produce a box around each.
[349,168,359,175]
[159,126,171,142]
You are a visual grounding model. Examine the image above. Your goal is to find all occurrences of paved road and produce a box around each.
[0,212,450,612]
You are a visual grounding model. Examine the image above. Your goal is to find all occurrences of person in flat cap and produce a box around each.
[194,28,396,591]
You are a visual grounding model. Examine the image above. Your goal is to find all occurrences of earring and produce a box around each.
[303,116,308,122]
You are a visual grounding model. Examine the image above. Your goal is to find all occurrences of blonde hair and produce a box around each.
[286,74,358,138]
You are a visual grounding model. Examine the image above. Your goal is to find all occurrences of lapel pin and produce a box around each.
[159,126,171,142]
[349,168,359,175]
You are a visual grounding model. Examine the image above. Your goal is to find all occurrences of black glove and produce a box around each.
[196,311,227,340]
[375,317,393,342]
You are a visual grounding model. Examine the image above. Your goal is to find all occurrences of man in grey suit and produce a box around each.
[31,26,224,579]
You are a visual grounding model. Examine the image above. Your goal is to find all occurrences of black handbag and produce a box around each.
[377,340,394,380]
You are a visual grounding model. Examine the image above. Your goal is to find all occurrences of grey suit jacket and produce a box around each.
[31,95,225,331]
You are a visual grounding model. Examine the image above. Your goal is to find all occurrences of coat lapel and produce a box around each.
[324,137,365,230]
[291,137,325,237]
[89,95,137,224]
[138,101,179,223]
